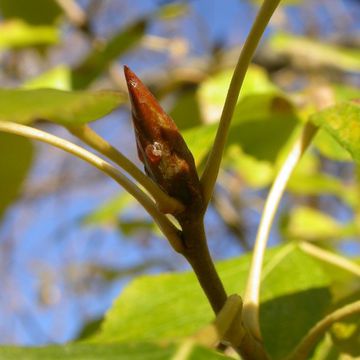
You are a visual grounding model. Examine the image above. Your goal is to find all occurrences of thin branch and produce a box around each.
[200,0,282,206]
[287,300,360,360]
[67,125,185,214]
[299,241,360,277]
[0,121,183,253]
[243,123,318,340]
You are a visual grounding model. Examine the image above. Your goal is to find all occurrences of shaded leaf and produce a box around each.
[0,133,33,220]
[0,89,123,125]
[0,342,231,360]
[0,20,59,48]
[96,244,331,359]
[0,0,61,25]
[310,101,360,164]
[72,20,146,89]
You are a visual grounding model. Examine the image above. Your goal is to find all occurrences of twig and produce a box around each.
[287,300,360,360]
[243,123,318,339]
[0,121,183,253]
[67,125,185,214]
[200,0,282,206]
[299,241,360,277]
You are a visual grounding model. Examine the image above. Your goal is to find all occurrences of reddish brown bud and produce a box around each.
[124,65,203,215]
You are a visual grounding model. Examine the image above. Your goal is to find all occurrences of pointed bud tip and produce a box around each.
[123,65,139,89]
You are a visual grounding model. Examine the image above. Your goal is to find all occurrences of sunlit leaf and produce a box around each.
[0,89,123,125]
[310,101,360,163]
[198,65,279,123]
[23,66,71,91]
[72,20,147,89]
[0,133,33,220]
[0,0,61,25]
[96,244,331,359]
[0,20,59,48]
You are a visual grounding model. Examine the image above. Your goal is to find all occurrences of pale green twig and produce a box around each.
[287,300,360,360]
[201,0,282,206]
[243,123,318,339]
[0,121,183,253]
[299,241,360,277]
[67,125,185,214]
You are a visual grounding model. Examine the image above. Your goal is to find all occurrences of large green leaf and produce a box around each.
[95,244,331,359]
[0,20,59,48]
[0,133,33,220]
[310,101,360,164]
[71,20,146,89]
[0,342,231,360]
[0,89,123,125]
[0,0,62,25]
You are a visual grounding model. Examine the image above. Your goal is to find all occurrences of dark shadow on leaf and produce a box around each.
[260,287,331,360]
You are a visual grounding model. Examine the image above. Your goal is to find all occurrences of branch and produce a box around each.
[243,123,318,339]
[287,300,360,360]
[200,0,282,206]
[67,125,185,214]
[0,121,183,253]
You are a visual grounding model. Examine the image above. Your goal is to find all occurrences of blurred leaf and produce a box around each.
[72,20,147,89]
[0,20,59,48]
[314,129,352,162]
[223,145,274,187]
[170,87,202,130]
[281,206,355,242]
[118,219,155,236]
[184,93,298,168]
[96,244,331,359]
[156,2,189,20]
[0,0,62,25]
[0,89,123,125]
[23,66,71,91]
[198,65,278,123]
[270,33,360,72]
[83,192,134,226]
[310,101,360,164]
[0,342,231,360]
[0,133,33,220]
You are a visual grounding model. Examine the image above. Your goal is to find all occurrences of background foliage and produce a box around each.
[0,0,359,359]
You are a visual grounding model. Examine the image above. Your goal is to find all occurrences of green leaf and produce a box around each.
[184,93,298,167]
[0,0,62,25]
[0,342,231,360]
[281,206,354,242]
[82,193,134,226]
[96,244,331,359]
[310,101,360,164]
[0,89,123,125]
[71,20,146,89]
[0,20,59,48]
[198,65,278,123]
[270,33,360,72]
[0,133,33,220]
[23,66,71,91]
